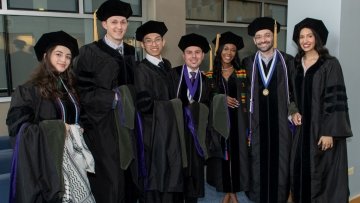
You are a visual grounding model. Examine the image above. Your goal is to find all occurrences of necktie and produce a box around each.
[158,61,165,69]
[190,71,196,85]
[117,47,123,55]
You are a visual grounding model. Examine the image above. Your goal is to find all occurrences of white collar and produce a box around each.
[145,54,163,66]
[186,66,199,77]
[104,35,123,50]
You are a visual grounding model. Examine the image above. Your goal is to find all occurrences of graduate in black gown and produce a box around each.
[290,18,352,203]
[73,1,140,202]
[242,17,294,203]
[6,31,95,202]
[169,33,212,203]
[206,31,249,203]
[134,20,184,202]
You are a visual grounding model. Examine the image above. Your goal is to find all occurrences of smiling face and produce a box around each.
[253,29,274,53]
[102,16,128,45]
[183,46,204,70]
[221,43,237,66]
[141,33,165,59]
[299,27,316,53]
[48,45,72,73]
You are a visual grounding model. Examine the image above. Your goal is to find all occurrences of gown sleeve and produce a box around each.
[320,58,352,138]
[6,85,37,138]
[73,45,116,124]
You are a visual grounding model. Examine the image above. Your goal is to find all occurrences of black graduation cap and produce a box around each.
[34,31,79,61]
[248,17,281,36]
[135,20,168,41]
[212,31,244,50]
[96,0,133,21]
[178,33,210,53]
[293,17,329,45]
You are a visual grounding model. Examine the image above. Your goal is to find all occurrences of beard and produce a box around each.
[256,41,274,53]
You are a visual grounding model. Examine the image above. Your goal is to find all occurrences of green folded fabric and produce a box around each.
[212,94,230,139]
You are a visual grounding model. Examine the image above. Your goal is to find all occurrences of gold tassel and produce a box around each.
[209,45,213,71]
[214,33,220,56]
[273,20,277,49]
[93,9,99,41]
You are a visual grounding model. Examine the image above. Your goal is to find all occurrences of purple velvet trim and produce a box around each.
[135,112,147,179]
[184,106,204,157]
[114,89,125,126]
[9,122,30,203]
[183,65,200,99]
[289,121,296,136]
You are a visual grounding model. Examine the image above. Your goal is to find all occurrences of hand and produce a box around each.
[65,123,70,132]
[291,112,302,126]
[226,96,239,108]
[318,136,333,151]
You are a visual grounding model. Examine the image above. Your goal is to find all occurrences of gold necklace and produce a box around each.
[222,66,233,71]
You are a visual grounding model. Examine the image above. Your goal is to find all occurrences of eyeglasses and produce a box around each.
[143,37,163,45]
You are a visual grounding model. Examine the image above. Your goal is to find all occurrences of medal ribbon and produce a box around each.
[257,50,277,89]
[248,49,290,146]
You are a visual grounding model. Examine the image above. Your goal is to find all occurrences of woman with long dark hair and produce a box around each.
[6,31,95,203]
[290,18,352,203]
[206,31,249,203]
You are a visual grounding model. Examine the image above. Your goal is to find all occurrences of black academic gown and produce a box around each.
[206,69,249,193]
[74,39,139,203]
[6,83,75,203]
[242,51,294,203]
[169,66,211,202]
[290,57,352,203]
[134,58,184,203]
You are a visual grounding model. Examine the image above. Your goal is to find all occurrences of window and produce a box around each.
[0,0,144,97]
[227,1,261,23]
[186,0,288,71]
[84,0,142,16]
[264,3,287,25]
[7,0,78,12]
[186,0,223,21]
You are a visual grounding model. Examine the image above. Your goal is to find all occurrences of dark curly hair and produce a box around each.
[29,46,78,101]
[294,27,333,66]
[212,44,242,86]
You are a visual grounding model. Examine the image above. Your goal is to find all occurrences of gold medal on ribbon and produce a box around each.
[263,88,269,96]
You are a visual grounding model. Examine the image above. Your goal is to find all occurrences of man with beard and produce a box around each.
[242,17,294,203]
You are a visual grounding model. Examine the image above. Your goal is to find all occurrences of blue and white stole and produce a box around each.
[57,78,80,125]
[248,49,290,146]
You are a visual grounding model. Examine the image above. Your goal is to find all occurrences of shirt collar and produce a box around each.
[186,66,199,77]
[104,35,123,50]
[145,54,163,66]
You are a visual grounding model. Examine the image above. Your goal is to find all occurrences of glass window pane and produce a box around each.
[0,17,8,96]
[7,0,78,12]
[84,0,142,16]
[186,24,287,72]
[264,0,287,3]
[264,3,287,25]
[186,0,223,21]
[7,16,87,89]
[5,15,142,91]
[186,24,256,72]
[227,0,261,23]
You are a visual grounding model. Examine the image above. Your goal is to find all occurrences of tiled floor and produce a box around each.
[198,183,253,203]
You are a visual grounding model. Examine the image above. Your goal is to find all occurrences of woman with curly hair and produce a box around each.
[6,31,95,203]
[206,31,249,203]
[290,18,352,203]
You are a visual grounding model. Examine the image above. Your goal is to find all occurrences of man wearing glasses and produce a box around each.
[134,20,184,202]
